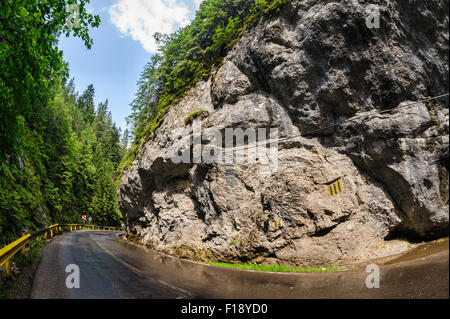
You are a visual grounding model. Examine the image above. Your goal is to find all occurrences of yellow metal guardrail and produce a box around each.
[0,223,123,278]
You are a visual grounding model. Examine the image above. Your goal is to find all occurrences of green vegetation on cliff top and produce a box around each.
[117,0,291,183]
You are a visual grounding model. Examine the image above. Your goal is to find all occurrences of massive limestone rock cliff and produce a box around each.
[118,0,449,266]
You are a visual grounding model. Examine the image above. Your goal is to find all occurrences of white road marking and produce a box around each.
[93,236,192,297]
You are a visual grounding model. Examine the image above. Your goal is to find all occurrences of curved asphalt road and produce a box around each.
[30,231,449,299]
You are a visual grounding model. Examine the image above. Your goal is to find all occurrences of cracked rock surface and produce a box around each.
[118,0,448,266]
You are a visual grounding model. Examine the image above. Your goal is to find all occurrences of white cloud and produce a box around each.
[109,0,192,53]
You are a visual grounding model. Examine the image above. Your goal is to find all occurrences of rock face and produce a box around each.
[118,0,449,266]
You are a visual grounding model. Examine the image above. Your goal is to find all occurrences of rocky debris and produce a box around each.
[118,0,449,266]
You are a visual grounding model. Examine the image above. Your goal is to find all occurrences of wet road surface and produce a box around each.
[30,231,449,299]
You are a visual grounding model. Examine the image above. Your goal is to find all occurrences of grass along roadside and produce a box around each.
[204,237,449,273]
[203,261,341,273]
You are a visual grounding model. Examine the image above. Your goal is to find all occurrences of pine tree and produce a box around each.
[77,84,96,124]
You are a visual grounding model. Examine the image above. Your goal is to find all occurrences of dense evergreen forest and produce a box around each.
[0,78,125,244]
[0,0,123,244]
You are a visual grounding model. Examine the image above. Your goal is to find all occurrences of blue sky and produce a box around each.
[58,0,203,132]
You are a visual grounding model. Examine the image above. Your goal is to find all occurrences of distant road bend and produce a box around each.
[30,231,449,299]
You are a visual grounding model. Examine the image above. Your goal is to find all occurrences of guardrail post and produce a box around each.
[50,229,53,238]
[21,233,27,254]
[21,233,26,254]
[5,260,12,278]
